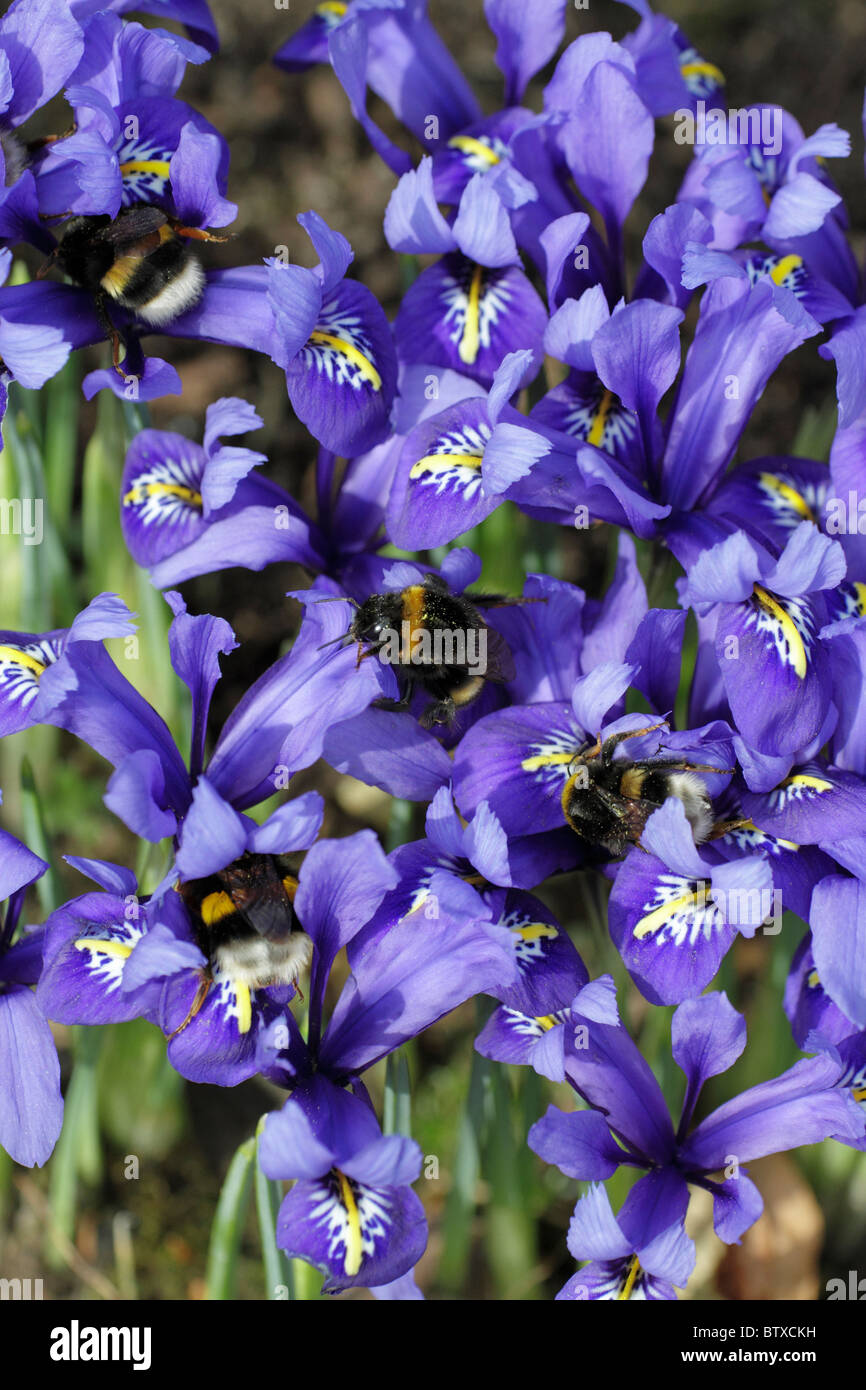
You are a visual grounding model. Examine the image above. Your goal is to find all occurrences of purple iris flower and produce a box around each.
[385,161,547,389]
[258,1073,427,1293]
[0,591,136,739]
[453,549,734,846]
[69,0,219,55]
[0,0,85,186]
[542,33,654,292]
[785,933,862,1051]
[555,1181,694,1301]
[615,0,726,117]
[0,589,384,834]
[607,796,773,1005]
[120,395,325,582]
[33,13,229,225]
[274,0,480,175]
[678,522,846,758]
[0,252,73,432]
[36,810,391,1088]
[0,810,62,1168]
[257,863,517,1090]
[677,106,852,278]
[267,210,397,456]
[0,256,282,413]
[522,981,864,1256]
[496,265,819,544]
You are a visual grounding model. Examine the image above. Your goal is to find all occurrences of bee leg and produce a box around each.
[92,291,127,377]
[35,246,61,279]
[172,223,232,243]
[168,971,213,1040]
[706,817,753,840]
[371,693,414,713]
[599,722,669,763]
[420,696,455,728]
[372,675,415,714]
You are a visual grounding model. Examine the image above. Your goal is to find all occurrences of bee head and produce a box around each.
[350,592,403,646]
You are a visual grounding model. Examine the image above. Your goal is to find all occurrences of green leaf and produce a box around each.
[254,1116,294,1301]
[383,1048,412,1137]
[205,1134,256,1300]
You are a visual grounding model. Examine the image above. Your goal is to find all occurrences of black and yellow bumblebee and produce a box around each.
[38,204,223,366]
[172,853,311,1033]
[561,723,721,856]
[327,573,520,728]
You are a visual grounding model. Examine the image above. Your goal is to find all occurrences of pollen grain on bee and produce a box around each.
[376,620,488,674]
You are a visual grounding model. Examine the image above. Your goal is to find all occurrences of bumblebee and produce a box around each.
[172,852,312,1035]
[38,205,222,366]
[561,723,720,856]
[327,573,519,727]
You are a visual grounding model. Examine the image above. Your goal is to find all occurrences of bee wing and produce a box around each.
[100,207,169,248]
[219,862,295,942]
[237,891,296,942]
[480,623,515,684]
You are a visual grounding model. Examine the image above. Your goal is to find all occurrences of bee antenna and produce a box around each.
[312,595,360,608]
[316,633,352,653]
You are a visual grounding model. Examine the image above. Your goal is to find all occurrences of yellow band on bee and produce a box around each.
[200,890,237,926]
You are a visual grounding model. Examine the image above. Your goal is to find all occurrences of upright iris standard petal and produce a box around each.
[662,278,820,510]
[484,0,567,105]
[319,878,517,1079]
